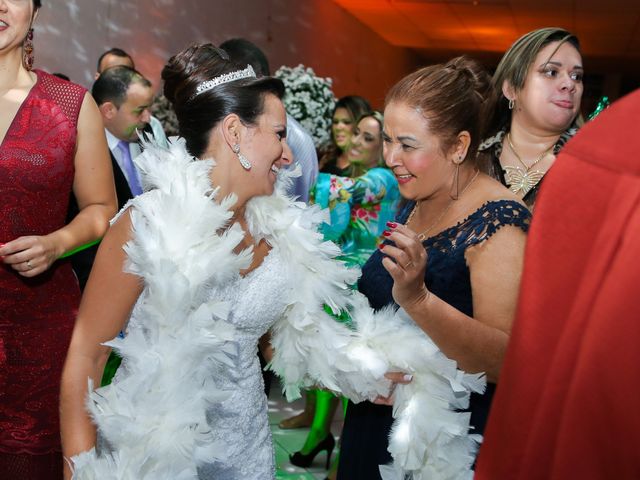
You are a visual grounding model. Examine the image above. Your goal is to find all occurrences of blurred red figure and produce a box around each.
[476,88,640,480]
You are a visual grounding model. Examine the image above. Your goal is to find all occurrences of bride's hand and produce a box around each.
[373,371,413,405]
[379,222,430,311]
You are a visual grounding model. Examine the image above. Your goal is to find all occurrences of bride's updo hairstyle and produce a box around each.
[385,56,494,166]
[162,43,285,157]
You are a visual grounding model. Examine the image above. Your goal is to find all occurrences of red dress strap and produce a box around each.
[36,71,86,128]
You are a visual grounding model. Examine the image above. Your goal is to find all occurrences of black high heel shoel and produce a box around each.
[289,433,336,469]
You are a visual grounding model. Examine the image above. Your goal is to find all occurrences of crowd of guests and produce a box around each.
[1,0,637,479]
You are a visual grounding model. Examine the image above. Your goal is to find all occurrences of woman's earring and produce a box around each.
[508,98,515,110]
[232,143,251,170]
[23,28,34,71]
[450,158,461,200]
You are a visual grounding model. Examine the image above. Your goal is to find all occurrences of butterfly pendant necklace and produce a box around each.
[503,132,554,196]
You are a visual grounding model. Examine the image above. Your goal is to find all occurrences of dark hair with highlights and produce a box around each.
[386,56,494,165]
[162,43,285,158]
[333,96,371,134]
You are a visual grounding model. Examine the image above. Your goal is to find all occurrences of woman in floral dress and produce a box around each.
[313,112,399,265]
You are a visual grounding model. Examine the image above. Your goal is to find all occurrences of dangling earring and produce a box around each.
[232,143,251,170]
[23,28,34,71]
[450,159,462,200]
[508,98,515,110]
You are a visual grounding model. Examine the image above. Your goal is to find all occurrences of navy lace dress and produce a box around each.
[337,199,531,480]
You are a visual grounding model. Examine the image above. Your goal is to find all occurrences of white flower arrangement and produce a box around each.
[275,64,336,149]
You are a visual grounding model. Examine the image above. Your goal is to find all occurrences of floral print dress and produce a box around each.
[311,168,400,267]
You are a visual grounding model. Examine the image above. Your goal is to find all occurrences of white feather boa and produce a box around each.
[71,139,485,480]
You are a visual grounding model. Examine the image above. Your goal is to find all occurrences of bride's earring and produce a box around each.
[232,143,251,170]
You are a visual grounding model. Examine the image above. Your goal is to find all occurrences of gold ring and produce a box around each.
[403,261,413,269]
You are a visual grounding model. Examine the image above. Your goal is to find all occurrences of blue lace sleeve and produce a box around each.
[427,200,531,254]
[464,200,530,247]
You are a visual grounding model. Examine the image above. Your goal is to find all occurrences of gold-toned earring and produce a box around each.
[450,160,461,200]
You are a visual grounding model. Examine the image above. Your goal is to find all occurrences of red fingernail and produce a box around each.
[386,222,397,228]
[382,230,392,237]
[378,244,385,250]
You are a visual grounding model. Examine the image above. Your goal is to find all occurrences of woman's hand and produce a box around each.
[0,235,63,277]
[379,222,430,310]
[373,371,413,405]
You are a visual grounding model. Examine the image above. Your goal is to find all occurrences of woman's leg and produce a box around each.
[279,389,316,429]
[297,391,339,454]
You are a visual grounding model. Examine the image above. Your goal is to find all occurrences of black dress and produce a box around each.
[321,161,352,176]
[337,199,531,479]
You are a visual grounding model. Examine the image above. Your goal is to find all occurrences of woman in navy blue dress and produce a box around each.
[338,57,531,479]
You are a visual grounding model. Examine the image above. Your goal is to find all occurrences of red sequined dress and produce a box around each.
[0,71,86,474]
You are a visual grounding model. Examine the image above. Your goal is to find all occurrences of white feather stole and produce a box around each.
[71,139,484,480]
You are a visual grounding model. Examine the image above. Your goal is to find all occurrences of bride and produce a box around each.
[60,44,483,480]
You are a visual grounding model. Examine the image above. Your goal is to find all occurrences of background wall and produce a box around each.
[35,0,423,108]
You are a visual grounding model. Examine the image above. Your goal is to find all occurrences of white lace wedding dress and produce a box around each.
[71,139,484,480]
[101,249,287,480]
[196,248,289,479]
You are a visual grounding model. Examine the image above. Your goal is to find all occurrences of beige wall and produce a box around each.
[35,0,422,108]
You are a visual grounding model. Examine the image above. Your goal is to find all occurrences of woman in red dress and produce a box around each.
[0,1,117,478]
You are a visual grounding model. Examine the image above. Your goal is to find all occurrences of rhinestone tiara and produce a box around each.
[193,65,256,97]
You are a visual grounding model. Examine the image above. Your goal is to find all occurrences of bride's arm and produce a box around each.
[60,210,142,478]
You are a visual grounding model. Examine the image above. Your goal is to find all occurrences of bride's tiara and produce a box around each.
[193,65,256,97]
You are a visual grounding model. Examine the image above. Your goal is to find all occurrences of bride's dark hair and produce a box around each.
[162,43,285,157]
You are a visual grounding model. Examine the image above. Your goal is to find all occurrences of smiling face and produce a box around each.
[237,93,292,198]
[383,101,455,201]
[332,107,355,151]
[348,116,383,168]
[0,0,36,56]
[509,41,584,133]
